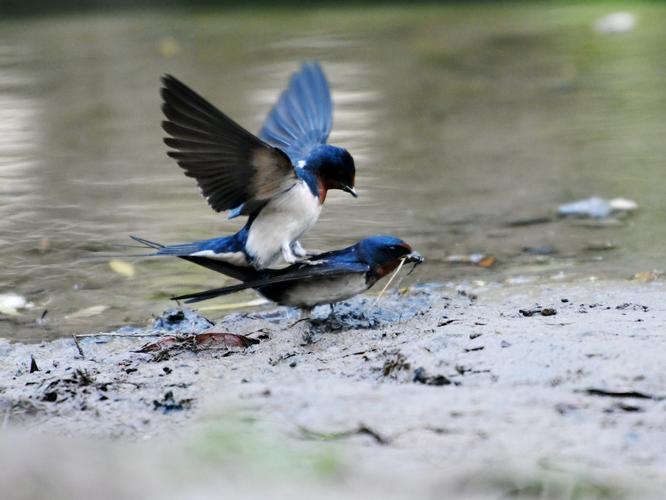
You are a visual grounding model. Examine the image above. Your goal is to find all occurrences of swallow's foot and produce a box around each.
[300,258,328,266]
[288,317,309,329]
[291,241,324,263]
[287,307,318,344]
[301,326,315,344]
[287,320,318,344]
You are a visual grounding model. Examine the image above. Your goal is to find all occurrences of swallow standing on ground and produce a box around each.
[139,62,357,269]
[131,236,423,309]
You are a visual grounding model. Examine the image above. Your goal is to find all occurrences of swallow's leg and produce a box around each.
[290,240,308,258]
[291,240,328,266]
[301,307,313,322]
[291,241,322,262]
[281,242,298,265]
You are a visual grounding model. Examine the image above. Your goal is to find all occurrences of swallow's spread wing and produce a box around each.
[172,261,369,304]
[162,74,297,213]
[259,62,333,163]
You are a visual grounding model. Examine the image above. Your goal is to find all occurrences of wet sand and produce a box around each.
[1,279,665,499]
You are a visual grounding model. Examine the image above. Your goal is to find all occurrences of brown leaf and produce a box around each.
[194,332,259,348]
[633,271,662,282]
[138,331,259,353]
[477,256,496,268]
[138,336,179,353]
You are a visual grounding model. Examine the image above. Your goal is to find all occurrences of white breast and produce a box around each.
[189,249,248,266]
[283,273,369,307]
[245,182,321,268]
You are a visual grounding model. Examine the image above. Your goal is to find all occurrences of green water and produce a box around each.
[2,3,666,340]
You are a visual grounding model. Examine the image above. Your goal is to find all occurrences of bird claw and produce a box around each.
[301,327,315,344]
[290,240,309,258]
[300,258,327,266]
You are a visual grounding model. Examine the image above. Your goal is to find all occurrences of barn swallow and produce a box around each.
[141,62,356,270]
[154,235,424,309]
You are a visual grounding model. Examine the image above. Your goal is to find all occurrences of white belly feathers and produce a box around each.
[189,249,248,266]
[245,182,321,268]
[282,273,369,307]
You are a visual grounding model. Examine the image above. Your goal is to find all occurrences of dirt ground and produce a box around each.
[1,279,665,499]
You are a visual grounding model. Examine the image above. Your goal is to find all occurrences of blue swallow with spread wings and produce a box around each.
[137,62,357,270]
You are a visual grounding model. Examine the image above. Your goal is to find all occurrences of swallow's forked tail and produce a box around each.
[172,284,248,304]
[129,235,165,251]
[129,235,219,257]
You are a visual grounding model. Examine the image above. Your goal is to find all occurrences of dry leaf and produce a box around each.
[158,36,180,58]
[633,271,662,283]
[109,259,135,278]
[65,305,109,320]
[477,256,496,268]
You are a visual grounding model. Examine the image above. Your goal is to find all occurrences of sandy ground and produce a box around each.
[1,279,665,499]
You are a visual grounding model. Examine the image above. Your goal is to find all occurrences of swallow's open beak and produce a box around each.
[342,185,358,198]
[404,251,424,264]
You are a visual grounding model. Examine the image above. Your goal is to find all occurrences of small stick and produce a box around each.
[368,258,406,311]
[73,332,167,339]
[72,331,167,356]
[72,334,85,358]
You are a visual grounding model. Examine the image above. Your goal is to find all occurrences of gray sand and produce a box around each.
[1,280,665,499]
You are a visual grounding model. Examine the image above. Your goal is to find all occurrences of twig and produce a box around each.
[288,317,310,329]
[584,388,661,400]
[298,424,389,445]
[72,334,85,358]
[368,257,406,311]
[73,332,167,339]
[71,331,169,356]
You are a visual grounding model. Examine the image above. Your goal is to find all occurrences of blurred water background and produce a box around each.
[2,2,666,340]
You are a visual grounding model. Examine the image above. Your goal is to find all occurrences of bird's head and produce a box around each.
[304,145,357,199]
[357,236,423,277]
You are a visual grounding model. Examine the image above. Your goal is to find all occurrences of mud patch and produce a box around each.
[0,281,665,498]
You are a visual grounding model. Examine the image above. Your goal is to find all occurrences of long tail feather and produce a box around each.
[129,235,165,249]
[172,281,255,304]
[83,236,166,259]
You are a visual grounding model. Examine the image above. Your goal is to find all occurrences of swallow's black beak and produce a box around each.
[404,251,424,264]
[342,185,358,198]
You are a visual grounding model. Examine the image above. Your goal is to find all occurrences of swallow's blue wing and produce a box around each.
[161,75,298,214]
[258,61,333,163]
[172,260,368,304]
[179,255,262,282]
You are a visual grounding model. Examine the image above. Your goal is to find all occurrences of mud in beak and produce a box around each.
[404,251,424,264]
[342,185,358,198]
